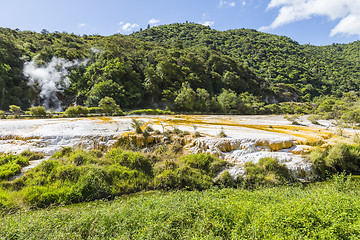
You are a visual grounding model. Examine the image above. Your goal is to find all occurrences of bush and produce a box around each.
[244,157,293,186]
[98,97,123,116]
[181,154,227,177]
[0,155,29,180]
[88,107,101,114]
[0,110,6,119]
[325,143,360,173]
[65,105,89,117]
[28,106,47,117]
[310,147,329,179]
[73,167,111,202]
[153,166,213,190]
[308,115,321,125]
[67,150,96,166]
[20,150,44,160]
[105,149,153,176]
[215,170,235,188]
[9,105,21,116]
[52,147,73,159]
[0,163,21,180]
[105,165,150,195]
[55,164,81,182]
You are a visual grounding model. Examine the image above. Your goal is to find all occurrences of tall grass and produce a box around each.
[1,176,360,239]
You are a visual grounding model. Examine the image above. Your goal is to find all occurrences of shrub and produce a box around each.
[52,147,73,159]
[88,107,101,114]
[181,154,227,177]
[98,97,123,116]
[244,157,293,186]
[215,170,235,188]
[0,155,29,180]
[55,164,81,182]
[9,105,21,116]
[308,115,321,125]
[325,143,360,173]
[28,106,47,117]
[105,165,150,195]
[65,105,89,117]
[0,110,6,119]
[67,150,96,166]
[20,150,44,160]
[22,185,71,208]
[73,167,111,202]
[105,149,153,176]
[310,147,329,179]
[218,127,227,137]
[0,163,21,180]
[35,159,59,175]
[153,166,213,190]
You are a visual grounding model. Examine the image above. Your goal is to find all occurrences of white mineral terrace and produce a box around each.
[0,115,353,179]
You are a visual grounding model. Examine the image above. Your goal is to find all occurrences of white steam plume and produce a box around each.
[24,57,87,111]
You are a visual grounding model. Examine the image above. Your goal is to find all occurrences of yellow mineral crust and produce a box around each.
[150,115,339,147]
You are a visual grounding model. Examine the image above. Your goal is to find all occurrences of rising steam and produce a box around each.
[24,57,87,111]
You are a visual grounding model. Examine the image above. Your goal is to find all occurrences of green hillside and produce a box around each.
[0,23,359,113]
[0,27,274,112]
[132,23,360,101]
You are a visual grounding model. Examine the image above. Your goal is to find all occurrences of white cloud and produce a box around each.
[260,0,360,37]
[242,1,246,6]
[148,18,160,26]
[219,0,236,8]
[78,23,86,27]
[118,22,140,33]
[201,21,215,27]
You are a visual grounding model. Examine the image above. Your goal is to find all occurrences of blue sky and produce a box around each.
[0,0,359,46]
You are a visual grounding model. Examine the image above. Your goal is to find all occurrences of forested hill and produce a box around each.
[0,23,359,114]
[0,27,279,113]
[132,23,360,101]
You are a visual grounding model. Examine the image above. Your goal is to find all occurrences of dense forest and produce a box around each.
[0,23,359,114]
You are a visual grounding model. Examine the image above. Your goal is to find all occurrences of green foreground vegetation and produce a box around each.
[1,177,360,239]
[1,134,360,238]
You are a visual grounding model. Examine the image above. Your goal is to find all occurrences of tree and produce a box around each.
[195,88,211,112]
[173,82,196,112]
[86,79,124,107]
[217,89,239,113]
[98,97,121,116]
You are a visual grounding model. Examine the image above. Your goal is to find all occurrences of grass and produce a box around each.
[1,176,360,239]
[2,140,360,238]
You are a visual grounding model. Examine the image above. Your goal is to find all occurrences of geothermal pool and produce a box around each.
[0,115,351,178]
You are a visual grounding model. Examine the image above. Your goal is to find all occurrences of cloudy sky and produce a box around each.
[0,0,359,45]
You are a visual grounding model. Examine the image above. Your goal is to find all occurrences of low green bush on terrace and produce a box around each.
[311,142,360,179]
[2,141,360,212]
[0,148,230,209]
[0,154,29,180]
